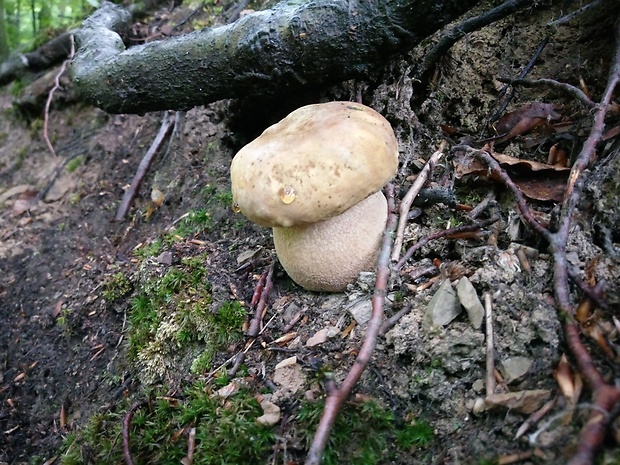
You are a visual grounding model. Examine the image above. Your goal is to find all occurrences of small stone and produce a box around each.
[456,277,484,329]
[157,251,173,265]
[256,400,281,426]
[472,397,486,414]
[346,297,373,325]
[306,328,329,347]
[274,360,305,396]
[500,356,533,384]
[423,280,461,328]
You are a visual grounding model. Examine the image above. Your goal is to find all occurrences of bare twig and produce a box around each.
[395,215,500,271]
[115,112,175,221]
[548,0,605,26]
[496,77,595,107]
[488,38,549,128]
[380,305,412,335]
[484,293,496,397]
[246,261,275,338]
[44,34,75,159]
[305,184,397,465]
[392,141,445,262]
[123,400,149,465]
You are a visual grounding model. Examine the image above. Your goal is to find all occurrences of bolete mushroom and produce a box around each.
[230,101,398,292]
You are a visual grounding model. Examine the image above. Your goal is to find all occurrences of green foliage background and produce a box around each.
[0,0,100,55]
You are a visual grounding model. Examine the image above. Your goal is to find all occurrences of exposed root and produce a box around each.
[454,15,620,460]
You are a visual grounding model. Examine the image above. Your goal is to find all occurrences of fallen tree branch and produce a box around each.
[305,183,397,465]
[72,0,482,114]
[115,112,175,221]
[0,29,77,87]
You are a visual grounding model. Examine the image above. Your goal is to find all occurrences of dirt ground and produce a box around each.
[1,1,619,464]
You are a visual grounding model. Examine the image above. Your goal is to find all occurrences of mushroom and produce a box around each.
[230,101,398,292]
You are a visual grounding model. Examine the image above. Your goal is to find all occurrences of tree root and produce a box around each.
[454,14,620,460]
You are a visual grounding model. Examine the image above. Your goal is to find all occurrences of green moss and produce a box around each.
[124,255,247,380]
[102,272,133,302]
[173,209,214,239]
[134,239,163,259]
[66,156,83,173]
[61,384,274,465]
[296,399,433,465]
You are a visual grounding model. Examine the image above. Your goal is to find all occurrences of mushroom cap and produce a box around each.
[230,101,398,228]
[272,191,387,292]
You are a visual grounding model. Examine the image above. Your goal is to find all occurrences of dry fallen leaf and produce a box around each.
[453,148,570,201]
[492,102,562,143]
[12,189,38,215]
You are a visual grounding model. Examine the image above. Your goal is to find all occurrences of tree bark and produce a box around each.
[72,0,481,114]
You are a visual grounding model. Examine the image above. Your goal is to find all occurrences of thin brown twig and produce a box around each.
[246,261,275,338]
[44,34,75,159]
[395,215,500,271]
[496,77,595,107]
[305,184,397,465]
[123,400,149,465]
[392,141,445,262]
[484,293,496,397]
[379,305,412,335]
[115,112,175,221]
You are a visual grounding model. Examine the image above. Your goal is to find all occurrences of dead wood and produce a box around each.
[71,0,483,114]
[0,29,77,87]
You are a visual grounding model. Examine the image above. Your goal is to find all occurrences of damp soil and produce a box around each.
[1,1,619,464]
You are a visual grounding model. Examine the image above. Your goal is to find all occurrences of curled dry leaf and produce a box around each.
[554,354,575,404]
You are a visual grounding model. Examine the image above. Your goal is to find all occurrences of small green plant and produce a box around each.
[102,272,132,301]
[66,156,83,173]
[56,307,73,329]
[173,209,213,238]
[214,190,233,207]
[133,239,163,259]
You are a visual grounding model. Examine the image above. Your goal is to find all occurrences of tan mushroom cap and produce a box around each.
[272,191,387,292]
[230,101,398,228]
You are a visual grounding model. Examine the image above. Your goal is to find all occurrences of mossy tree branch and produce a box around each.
[71,0,481,114]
